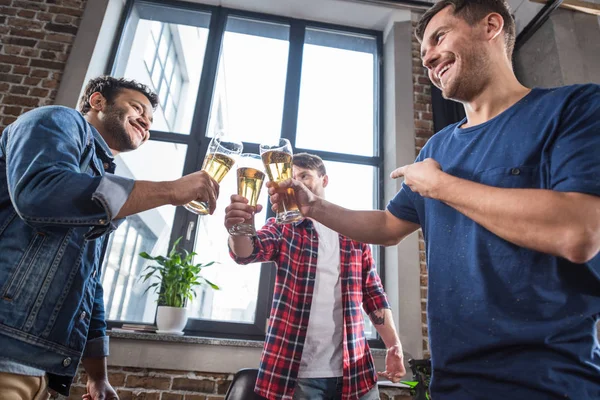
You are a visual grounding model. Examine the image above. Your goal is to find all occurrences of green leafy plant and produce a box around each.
[139,237,219,308]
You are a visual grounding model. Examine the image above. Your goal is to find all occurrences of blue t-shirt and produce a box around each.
[388,84,600,399]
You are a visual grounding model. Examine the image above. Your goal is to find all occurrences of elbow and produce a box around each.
[560,227,600,264]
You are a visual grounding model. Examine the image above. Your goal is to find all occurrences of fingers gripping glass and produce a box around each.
[228,154,265,236]
[184,132,243,215]
[259,138,302,224]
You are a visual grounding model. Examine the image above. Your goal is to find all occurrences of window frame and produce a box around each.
[105,0,385,347]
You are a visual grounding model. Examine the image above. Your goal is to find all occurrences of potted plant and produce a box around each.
[139,237,219,335]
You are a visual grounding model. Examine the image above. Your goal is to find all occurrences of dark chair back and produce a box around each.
[224,368,267,400]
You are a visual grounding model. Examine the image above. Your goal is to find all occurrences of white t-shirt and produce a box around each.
[297,220,344,378]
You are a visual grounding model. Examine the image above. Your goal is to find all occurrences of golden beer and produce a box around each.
[237,167,265,207]
[185,153,235,215]
[261,150,301,222]
[203,152,235,183]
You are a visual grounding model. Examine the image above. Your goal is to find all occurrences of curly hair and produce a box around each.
[293,153,327,177]
[78,76,159,115]
[415,0,515,60]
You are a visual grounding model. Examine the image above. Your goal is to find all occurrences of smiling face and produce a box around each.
[420,5,492,102]
[94,88,154,152]
[293,165,328,198]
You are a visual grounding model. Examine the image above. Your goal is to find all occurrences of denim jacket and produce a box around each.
[0,106,134,395]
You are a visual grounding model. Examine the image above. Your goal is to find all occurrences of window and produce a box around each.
[106,0,383,344]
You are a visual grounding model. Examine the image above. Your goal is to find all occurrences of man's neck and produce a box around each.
[461,70,531,129]
[84,114,120,156]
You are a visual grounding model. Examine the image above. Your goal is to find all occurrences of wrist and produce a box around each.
[431,170,452,200]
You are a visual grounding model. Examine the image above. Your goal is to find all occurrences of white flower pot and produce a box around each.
[156,306,188,335]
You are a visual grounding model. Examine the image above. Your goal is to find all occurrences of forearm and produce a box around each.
[228,236,255,258]
[115,180,173,219]
[310,199,405,246]
[81,356,108,382]
[436,173,600,262]
[369,308,401,349]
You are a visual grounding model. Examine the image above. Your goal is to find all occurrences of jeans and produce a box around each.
[293,377,380,400]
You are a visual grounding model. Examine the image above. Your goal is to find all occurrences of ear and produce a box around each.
[484,12,504,42]
[322,174,329,188]
[89,92,107,112]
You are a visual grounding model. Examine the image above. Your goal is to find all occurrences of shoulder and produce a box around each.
[18,105,85,125]
[531,84,600,107]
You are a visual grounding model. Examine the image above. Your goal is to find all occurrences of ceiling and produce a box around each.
[181,0,549,35]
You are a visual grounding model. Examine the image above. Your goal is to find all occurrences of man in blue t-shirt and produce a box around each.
[262,1,600,399]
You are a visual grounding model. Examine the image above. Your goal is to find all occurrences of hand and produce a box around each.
[224,194,263,231]
[377,344,406,383]
[168,171,220,214]
[82,379,118,400]
[390,158,444,199]
[266,179,316,217]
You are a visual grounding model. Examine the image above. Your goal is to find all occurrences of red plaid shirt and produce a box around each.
[230,218,390,400]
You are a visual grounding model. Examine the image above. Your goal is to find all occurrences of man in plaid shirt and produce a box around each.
[225,153,406,400]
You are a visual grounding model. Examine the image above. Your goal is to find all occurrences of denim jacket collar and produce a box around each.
[89,124,116,173]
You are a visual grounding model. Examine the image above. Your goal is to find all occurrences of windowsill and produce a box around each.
[107,330,388,373]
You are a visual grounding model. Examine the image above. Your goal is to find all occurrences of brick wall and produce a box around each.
[52,366,412,400]
[411,14,435,358]
[0,0,87,133]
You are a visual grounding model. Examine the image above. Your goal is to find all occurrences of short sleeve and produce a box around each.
[551,85,600,197]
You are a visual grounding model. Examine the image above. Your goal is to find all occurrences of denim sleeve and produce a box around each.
[85,175,134,240]
[2,106,127,229]
[83,280,109,358]
[550,85,600,197]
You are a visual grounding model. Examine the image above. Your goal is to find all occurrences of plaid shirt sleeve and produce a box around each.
[360,242,390,314]
[229,217,282,265]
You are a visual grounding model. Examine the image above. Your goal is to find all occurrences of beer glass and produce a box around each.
[184,132,243,215]
[228,154,266,236]
[259,138,302,224]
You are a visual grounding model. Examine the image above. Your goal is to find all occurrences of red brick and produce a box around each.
[0,6,17,16]
[45,33,73,43]
[0,54,28,65]
[9,85,28,95]
[217,380,231,394]
[42,79,60,89]
[30,59,65,70]
[116,389,161,400]
[37,40,65,51]
[125,375,171,390]
[31,69,49,78]
[172,377,215,393]
[41,50,56,59]
[8,17,44,30]
[8,28,45,39]
[36,11,53,22]
[23,77,41,86]
[0,73,22,84]
[54,14,74,24]
[45,23,78,35]
[3,106,22,116]
[12,1,47,11]
[48,5,83,17]
[0,82,9,92]
[162,394,185,400]
[17,9,36,18]
[2,115,17,125]
[12,65,30,75]
[107,372,126,387]
[4,95,40,107]
[3,36,37,47]
[184,396,207,400]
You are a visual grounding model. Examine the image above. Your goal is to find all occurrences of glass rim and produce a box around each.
[259,137,291,153]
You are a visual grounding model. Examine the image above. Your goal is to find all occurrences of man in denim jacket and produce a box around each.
[0,76,220,399]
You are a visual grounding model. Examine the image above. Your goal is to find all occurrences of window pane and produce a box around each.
[322,160,377,338]
[296,28,378,156]
[206,16,289,143]
[102,141,187,323]
[189,161,269,323]
[114,3,210,134]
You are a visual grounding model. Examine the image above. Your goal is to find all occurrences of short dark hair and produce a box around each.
[293,153,327,177]
[415,0,516,60]
[78,76,159,115]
